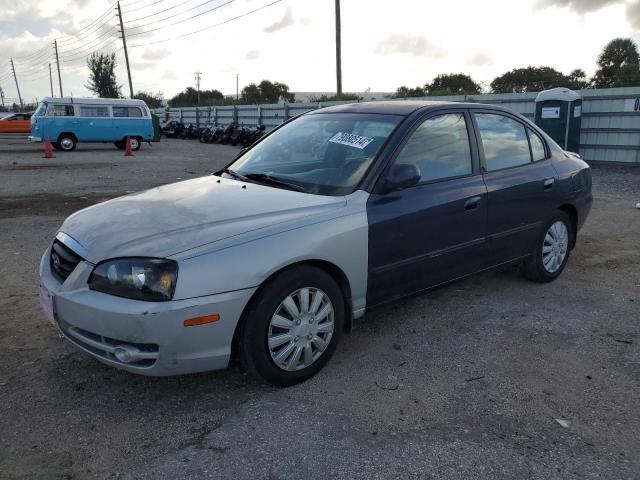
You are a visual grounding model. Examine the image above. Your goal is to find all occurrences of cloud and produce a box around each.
[468,52,493,66]
[533,0,622,12]
[627,0,640,28]
[162,70,176,81]
[245,49,260,60]
[264,7,294,33]
[375,34,445,58]
[141,48,169,62]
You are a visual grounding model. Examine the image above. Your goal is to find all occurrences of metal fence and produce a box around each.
[152,86,640,165]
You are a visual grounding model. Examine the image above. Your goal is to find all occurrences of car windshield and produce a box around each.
[34,102,47,116]
[227,112,403,195]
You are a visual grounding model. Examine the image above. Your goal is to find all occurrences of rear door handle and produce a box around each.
[544,178,555,190]
[464,196,481,210]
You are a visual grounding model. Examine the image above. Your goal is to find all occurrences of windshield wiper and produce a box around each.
[218,167,249,182]
[243,173,307,192]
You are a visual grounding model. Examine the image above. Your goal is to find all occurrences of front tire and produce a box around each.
[239,266,345,386]
[521,211,572,283]
[57,134,76,151]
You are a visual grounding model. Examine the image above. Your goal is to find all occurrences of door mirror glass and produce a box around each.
[385,163,421,191]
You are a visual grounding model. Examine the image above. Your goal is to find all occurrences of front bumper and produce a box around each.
[39,245,256,376]
[28,135,42,142]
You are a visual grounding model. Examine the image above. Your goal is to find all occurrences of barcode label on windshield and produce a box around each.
[329,132,374,149]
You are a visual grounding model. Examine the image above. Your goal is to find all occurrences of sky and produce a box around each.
[0,0,639,104]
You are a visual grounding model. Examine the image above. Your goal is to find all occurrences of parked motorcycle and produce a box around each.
[160,120,185,139]
[218,123,238,145]
[200,125,224,143]
[241,124,266,146]
[180,123,201,140]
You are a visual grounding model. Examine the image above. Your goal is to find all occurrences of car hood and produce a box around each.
[59,175,346,263]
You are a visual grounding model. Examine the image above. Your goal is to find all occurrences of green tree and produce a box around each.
[393,85,426,98]
[240,84,261,104]
[591,38,640,88]
[168,87,224,107]
[427,73,481,95]
[567,69,590,90]
[134,91,164,108]
[309,93,362,102]
[240,80,295,104]
[86,52,122,98]
[490,66,570,93]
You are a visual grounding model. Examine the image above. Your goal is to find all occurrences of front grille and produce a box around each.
[50,239,83,283]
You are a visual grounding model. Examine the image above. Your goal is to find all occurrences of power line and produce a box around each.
[59,39,122,64]
[56,5,118,44]
[57,16,118,47]
[128,0,283,48]
[126,0,233,36]
[123,0,170,14]
[58,28,119,58]
[124,0,202,24]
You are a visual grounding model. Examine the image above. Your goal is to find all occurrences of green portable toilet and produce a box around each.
[151,113,161,142]
[534,87,582,153]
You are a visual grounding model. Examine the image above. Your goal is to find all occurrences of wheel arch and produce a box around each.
[557,203,578,248]
[230,259,354,362]
[56,131,78,142]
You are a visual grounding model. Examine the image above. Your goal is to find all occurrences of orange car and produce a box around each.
[0,113,32,133]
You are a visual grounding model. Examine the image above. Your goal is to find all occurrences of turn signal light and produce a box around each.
[184,314,220,327]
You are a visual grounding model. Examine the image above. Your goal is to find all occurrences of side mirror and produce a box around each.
[384,163,421,191]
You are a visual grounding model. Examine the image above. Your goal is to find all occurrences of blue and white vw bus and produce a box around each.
[29,97,155,151]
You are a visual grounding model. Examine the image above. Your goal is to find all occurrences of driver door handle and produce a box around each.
[464,196,481,210]
[544,178,555,190]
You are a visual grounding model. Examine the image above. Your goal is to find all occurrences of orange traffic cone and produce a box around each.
[43,136,55,158]
[124,136,134,157]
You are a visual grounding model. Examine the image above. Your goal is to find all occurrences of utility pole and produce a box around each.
[335,0,342,98]
[194,71,202,105]
[9,59,23,110]
[116,1,134,98]
[236,74,239,101]
[48,63,54,97]
[54,40,63,97]
[0,86,5,109]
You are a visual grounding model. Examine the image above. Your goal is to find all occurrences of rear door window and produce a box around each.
[393,113,473,183]
[53,105,75,117]
[475,113,532,171]
[113,107,143,118]
[79,106,110,117]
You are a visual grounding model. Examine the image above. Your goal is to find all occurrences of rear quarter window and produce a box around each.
[528,129,547,162]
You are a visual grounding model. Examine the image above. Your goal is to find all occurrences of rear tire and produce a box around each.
[128,137,142,151]
[521,211,573,283]
[239,266,344,386]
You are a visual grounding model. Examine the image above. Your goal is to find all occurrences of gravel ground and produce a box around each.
[0,138,638,480]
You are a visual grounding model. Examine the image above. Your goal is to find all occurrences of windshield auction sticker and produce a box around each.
[329,132,374,149]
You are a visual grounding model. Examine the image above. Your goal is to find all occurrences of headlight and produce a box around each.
[89,258,178,301]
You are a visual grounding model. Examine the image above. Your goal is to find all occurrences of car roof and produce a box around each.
[309,100,513,116]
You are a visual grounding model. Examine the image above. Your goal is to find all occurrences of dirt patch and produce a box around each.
[0,193,119,218]
[0,162,118,172]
